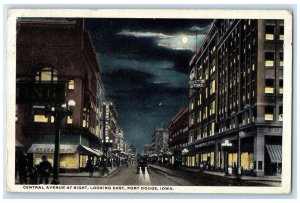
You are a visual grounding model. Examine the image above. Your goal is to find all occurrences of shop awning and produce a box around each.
[27,144,78,154]
[92,148,103,156]
[79,145,101,156]
[266,145,282,163]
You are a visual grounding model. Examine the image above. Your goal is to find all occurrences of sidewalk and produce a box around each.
[150,164,281,182]
[202,171,282,182]
[60,166,123,178]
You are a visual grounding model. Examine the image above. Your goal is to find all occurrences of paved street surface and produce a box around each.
[58,164,281,186]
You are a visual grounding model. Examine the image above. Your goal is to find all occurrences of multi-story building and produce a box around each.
[102,101,118,141]
[152,128,169,155]
[168,107,189,166]
[143,144,152,156]
[188,19,284,176]
[115,128,124,152]
[128,144,137,162]
[16,18,105,172]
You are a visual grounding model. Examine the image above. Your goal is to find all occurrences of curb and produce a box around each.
[59,166,124,178]
[150,165,281,183]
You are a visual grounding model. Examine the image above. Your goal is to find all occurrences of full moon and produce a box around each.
[181,36,189,44]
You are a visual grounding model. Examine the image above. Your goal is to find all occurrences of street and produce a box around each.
[59,164,281,187]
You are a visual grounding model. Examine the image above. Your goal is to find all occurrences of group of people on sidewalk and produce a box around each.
[16,153,52,184]
[85,157,129,178]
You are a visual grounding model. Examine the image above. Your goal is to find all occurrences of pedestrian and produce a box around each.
[86,158,94,178]
[95,158,100,173]
[38,155,52,184]
[29,164,39,184]
[17,152,28,184]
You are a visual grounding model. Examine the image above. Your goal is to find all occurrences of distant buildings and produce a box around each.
[187,19,283,176]
[151,128,169,155]
[128,144,137,161]
[167,107,189,166]
[143,144,152,156]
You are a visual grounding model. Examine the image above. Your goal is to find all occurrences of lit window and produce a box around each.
[265,25,275,40]
[199,94,202,105]
[252,64,255,71]
[210,80,216,94]
[211,65,216,74]
[211,122,215,135]
[265,106,274,121]
[279,80,283,94]
[35,66,58,82]
[279,106,283,121]
[51,116,55,123]
[265,79,275,94]
[68,80,75,90]
[34,114,48,123]
[265,52,275,67]
[279,26,284,41]
[67,116,73,124]
[198,111,202,122]
[206,87,208,98]
[280,52,284,67]
[211,101,215,115]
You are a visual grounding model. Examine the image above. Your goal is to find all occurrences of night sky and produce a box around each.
[85,18,212,152]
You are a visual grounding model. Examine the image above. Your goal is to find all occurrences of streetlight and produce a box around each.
[44,100,75,184]
[221,140,232,176]
[237,131,246,179]
[182,148,189,167]
[101,136,113,176]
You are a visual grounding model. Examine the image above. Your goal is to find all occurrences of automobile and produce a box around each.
[136,160,150,174]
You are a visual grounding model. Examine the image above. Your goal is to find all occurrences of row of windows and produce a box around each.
[190,105,283,142]
[265,24,284,41]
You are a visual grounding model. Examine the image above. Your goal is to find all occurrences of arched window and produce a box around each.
[35,65,58,82]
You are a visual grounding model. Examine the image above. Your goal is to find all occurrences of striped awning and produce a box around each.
[27,144,78,154]
[266,145,282,163]
[79,145,101,156]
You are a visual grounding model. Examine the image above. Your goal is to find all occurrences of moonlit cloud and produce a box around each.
[157,34,205,51]
[189,24,212,33]
[117,30,172,38]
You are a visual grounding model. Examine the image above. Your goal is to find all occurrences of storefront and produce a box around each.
[27,144,102,172]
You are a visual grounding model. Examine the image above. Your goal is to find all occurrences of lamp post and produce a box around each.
[237,131,246,179]
[101,136,113,176]
[182,148,189,167]
[221,140,232,176]
[45,100,75,184]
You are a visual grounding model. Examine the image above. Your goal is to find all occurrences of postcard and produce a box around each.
[6,9,292,194]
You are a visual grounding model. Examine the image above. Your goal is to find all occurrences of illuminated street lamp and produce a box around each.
[45,100,75,184]
[221,140,232,176]
[182,148,189,167]
[237,131,246,179]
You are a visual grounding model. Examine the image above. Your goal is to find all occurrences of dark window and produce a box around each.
[265,52,275,60]
[265,79,274,87]
[265,25,275,34]
[279,106,283,115]
[280,26,284,35]
[279,80,283,88]
[265,106,274,114]
[280,52,284,61]
[258,161,263,170]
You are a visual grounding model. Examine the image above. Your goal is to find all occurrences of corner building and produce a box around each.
[16,19,105,172]
[188,19,283,176]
